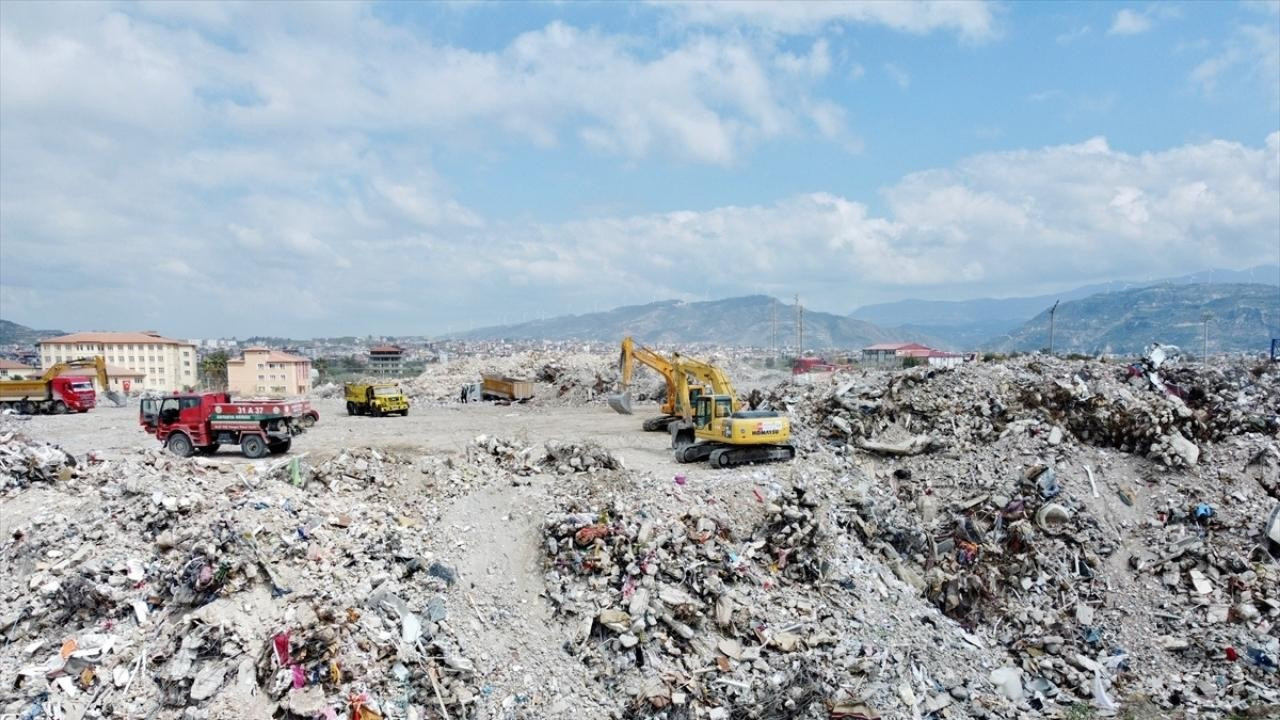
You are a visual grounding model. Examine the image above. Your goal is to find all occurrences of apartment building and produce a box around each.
[0,358,36,380]
[39,331,197,392]
[368,344,404,376]
[227,347,312,397]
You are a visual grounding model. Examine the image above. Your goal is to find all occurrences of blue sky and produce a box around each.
[1,1,1277,336]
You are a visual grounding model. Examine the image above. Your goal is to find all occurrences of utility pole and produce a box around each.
[770,298,777,361]
[1047,300,1060,355]
[1201,312,1211,361]
[794,295,803,359]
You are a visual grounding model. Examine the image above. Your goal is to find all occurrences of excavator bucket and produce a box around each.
[104,390,126,407]
[607,392,633,415]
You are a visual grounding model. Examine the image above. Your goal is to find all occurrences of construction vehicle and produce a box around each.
[668,353,795,468]
[139,392,313,458]
[0,356,124,414]
[344,382,409,416]
[607,336,706,432]
[461,374,534,403]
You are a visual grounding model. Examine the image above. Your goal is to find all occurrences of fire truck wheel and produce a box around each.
[166,433,194,458]
[268,439,292,454]
[51,401,67,415]
[240,435,268,459]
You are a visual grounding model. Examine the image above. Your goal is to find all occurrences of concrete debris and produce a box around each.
[465,435,622,475]
[2,350,1276,719]
[0,429,75,488]
[1,434,478,719]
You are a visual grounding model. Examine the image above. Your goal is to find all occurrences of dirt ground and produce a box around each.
[19,398,692,478]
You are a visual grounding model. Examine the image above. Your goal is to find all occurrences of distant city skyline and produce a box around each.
[2,1,1278,336]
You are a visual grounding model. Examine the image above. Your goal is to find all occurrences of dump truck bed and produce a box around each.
[481,374,534,401]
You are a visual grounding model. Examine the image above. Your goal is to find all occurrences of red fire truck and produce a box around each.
[140,392,315,458]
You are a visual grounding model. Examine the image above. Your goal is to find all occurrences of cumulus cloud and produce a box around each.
[1109,9,1153,35]
[1191,21,1280,107]
[664,0,1000,43]
[1,3,1277,336]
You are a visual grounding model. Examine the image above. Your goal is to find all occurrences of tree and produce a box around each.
[199,351,229,390]
[312,357,330,381]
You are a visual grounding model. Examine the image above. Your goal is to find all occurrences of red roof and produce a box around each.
[369,345,403,353]
[41,331,190,346]
[864,342,930,352]
[0,358,34,370]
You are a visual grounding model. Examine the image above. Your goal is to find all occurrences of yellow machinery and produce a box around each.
[0,356,124,413]
[608,336,705,432]
[668,353,795,467]
[344,382,410,416]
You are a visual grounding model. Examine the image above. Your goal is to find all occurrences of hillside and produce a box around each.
[987,283,1280,354]
[0,319,64,345]
[851,264,1279,349]
[449,295,931,349]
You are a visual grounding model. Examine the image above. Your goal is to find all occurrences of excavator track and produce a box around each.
[642,415,676,432]
[674,442,795,467]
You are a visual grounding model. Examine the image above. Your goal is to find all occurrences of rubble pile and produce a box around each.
[0,425,77,489]
[0,446,484,719]
[541,488,837,718]
[402,350,619,406]
[539,485,1005,718]
[311,382,342,399]
[776,355,1278,469]
[466,435,622,475]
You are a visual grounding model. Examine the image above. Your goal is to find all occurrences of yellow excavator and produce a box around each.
[668,353,795,467]
[608,336,706,432]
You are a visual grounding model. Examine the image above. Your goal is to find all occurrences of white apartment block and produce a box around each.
[39,331,198,392]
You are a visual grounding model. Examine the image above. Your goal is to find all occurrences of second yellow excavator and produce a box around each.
[668,353,795,468]
[608,336,705,432]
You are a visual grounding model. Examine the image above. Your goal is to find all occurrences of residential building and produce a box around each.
[861,343,930,365]
[898,347,965,368]
[39,331,198,392]
[368,344,404,376]
[227,347,312,397]
[0,358,36,380]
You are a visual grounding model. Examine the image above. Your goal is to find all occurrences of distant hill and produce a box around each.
[987,283,1280,354]
[851,265,1279,349]
[449,295,934,349]
[0,319,64,345]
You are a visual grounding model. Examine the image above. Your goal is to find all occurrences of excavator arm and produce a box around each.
[610,336,679,415]
[670,353,740,415]
[62,357,126,407]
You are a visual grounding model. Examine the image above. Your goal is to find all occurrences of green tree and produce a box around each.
[313,357,330,381]
[199,351,229,390]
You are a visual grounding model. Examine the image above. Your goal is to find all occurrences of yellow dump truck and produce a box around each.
[461,374,534,403]
[344,382,410,416]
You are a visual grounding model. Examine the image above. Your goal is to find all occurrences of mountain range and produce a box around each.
[0,319,64,345]
[851,264,1279,349]
[990,282,1279,354]
[448,295,934,349]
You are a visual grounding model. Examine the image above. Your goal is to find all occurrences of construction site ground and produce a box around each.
[3,355,1278,720]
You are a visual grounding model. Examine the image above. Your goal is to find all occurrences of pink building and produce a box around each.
[227,347,312,398]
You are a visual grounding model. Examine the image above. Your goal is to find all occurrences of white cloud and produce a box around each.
[1191,22,1280,107]
[664,1,1000,43]
[3,131,1277,335]
[1056,25,1091,45]
[1109,9,1152,35]
[884,62,911,89]
[0,7,848,169]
